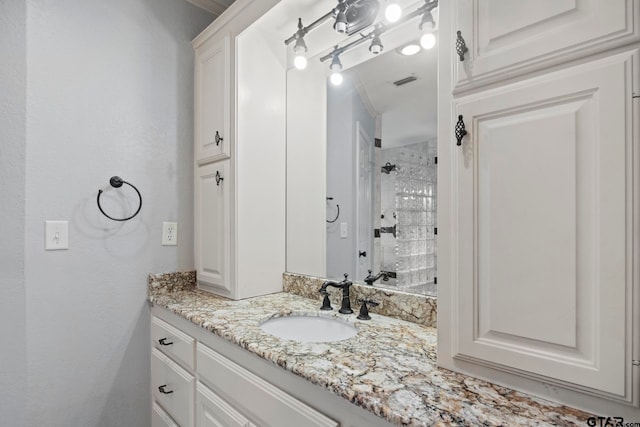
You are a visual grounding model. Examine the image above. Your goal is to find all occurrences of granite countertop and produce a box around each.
[148,273,592,427]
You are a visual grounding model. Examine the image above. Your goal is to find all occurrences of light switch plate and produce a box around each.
[45,220,69,250]
[162,222,177,246]
[340,222,348,239]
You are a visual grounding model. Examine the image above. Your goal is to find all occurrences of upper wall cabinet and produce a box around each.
[452,48,638,404]
[192,0,285,300]
[195,34,231,164]
[453,0,640,92]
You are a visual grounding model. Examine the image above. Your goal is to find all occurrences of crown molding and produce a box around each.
[185,0,234,16]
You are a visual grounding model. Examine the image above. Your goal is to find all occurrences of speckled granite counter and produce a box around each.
[148,272,593,427]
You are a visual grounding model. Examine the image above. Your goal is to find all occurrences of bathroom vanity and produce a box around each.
[148,272,593,426]
[188,0,640,422]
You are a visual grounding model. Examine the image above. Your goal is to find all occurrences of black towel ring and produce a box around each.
[97,176,142,221]
[326,196,340,223]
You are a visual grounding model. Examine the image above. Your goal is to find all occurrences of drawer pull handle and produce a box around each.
[158,338,173,346]
[215,171,224,186]
[215,131,223,146]
[456,31,468,62]
[455,115,468,146]
[158,385,173,394]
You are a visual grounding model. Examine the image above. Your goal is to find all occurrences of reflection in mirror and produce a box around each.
[325,44,437,296]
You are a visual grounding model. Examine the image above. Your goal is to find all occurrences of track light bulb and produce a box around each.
[293,33,308,70]
[294,55,308,70]
[420,33,436,49]
[329,54,343,85]
[369,35,383,54]
[385,2,402,23]
[334,10,348,33]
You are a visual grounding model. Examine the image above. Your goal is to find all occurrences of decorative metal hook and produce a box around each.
[96,176,142,221]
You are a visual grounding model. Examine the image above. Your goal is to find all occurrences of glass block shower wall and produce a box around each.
[380,140,437,295]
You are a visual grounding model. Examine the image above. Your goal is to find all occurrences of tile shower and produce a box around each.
[379,140,437,295]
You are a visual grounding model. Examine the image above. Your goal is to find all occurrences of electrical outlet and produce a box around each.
[340,222,348,239]
[162,222,177,246]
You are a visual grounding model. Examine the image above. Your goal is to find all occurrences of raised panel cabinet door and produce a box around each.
[452,49,637,402]
[453,0,639,91]
[195,161,231,294]
[196,382,254,427]
[196,34,230,163]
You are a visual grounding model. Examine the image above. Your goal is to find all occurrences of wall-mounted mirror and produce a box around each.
[286,0,438,296]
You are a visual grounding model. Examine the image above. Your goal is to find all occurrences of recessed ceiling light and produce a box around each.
[399,44,421,56]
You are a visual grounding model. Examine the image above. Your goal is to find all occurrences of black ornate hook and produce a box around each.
[97,176,142,221]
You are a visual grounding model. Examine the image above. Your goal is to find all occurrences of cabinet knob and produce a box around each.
[215,171,224,186]
[158,385,173,394]
[359,251,367,258]
[455,115,468,146]
[158,338,173,346]
[456,30,468,62]
[215,131,223,146]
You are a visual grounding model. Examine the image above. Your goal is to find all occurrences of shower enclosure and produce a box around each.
[379,140,437,295]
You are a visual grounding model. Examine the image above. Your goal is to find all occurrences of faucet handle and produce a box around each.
[320,293,333,311]
[357,299,379,320]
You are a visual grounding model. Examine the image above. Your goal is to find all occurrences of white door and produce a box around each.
[453,0,639,91]
[355,121,374,281]
[452,49,637,400]
[196,34,230,163]
[195,161,231,294]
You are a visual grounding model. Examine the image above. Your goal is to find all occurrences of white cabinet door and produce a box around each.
[452,49,637,400]
[453,0,639,91]
[196,382,255,427]
[195,161,231,294]
[196,34,230,164]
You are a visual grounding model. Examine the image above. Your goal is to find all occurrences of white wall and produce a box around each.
[0,1,27,425]
[1,1,213,425]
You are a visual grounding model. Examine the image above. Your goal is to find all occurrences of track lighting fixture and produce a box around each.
[334,0,348,33]
[419,6,437,49]
[384,1,402,23]
[293,18,308,69]
[284,0,438,71]
[369,34,383,54]
[329,54,344,86]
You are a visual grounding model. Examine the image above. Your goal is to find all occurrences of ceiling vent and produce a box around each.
[393,76,418,86]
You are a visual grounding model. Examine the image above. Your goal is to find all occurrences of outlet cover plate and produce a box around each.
[162,222,177,246]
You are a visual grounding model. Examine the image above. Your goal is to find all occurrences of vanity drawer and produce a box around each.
[152,316,195,370]
[152,401,179,427]
[196,343,337,427]
[152,348,195,427]
[197,381,255,427]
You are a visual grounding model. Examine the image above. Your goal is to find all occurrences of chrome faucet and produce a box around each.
[318,273,353,314]
[363,270,389,286]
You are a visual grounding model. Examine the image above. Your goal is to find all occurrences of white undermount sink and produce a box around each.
[259,315,358,343]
